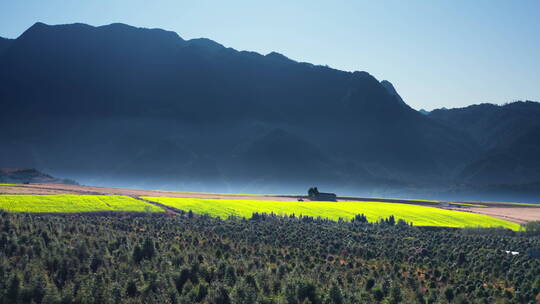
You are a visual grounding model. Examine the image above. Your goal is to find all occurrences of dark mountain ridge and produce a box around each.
[0,22,537,201]
[0,37,12,55]
[429,101,540,187]
[0,168,77,185]
[429,101,540,148]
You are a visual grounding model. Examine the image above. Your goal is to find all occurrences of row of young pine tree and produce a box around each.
[0,210,539,303]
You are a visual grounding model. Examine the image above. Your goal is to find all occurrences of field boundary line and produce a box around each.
[135,197,184,215]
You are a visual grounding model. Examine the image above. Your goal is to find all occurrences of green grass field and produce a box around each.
[143,197,521,230]
[0,184,26,187]
[0,195,164,213]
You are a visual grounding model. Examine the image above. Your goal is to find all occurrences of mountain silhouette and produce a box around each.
[0,37,12,55]
[380,80,406,106]
[429,101,540,185]
[0,22,537,200]
[0,168,77,185]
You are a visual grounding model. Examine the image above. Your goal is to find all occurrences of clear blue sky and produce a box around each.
[1,0,539,110]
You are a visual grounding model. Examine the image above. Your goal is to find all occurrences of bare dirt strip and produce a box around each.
[464,207,540,224]
[1,183,539,223]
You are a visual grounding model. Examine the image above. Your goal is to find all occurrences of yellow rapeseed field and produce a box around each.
[0,195,164,213]
[144,196,521,230]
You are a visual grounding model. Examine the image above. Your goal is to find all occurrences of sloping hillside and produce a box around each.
[429,101,540,185]
[0,168,77,185]
[0,22,476,193]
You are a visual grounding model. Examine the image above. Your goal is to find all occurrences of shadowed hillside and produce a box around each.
[429,101,540,185]
[0,22,538,201]
[0,168,77,185]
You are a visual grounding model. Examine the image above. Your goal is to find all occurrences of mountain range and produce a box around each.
[0,168,77,185]
[0,22,539,202]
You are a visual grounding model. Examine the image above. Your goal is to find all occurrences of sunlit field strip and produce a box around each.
[480,201,540,206]
[379,197,538,207]
[0,184,26,187]
[344,197,488,207]
[448,202,486,207]
[0,195,164,213]
[143,197,521,230]
[153,191,498,207]
[153,190,291,197]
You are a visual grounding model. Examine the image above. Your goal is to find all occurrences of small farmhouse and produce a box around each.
[308,187,337,201]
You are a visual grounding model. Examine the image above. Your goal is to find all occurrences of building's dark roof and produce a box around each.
[309,192,337,201]
[317,192,336,197]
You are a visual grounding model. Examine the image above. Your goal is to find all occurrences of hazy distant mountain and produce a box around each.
[429,101,540,185]
[0,168,77,185]
[0,22,537,200]
[430,102,540,148]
